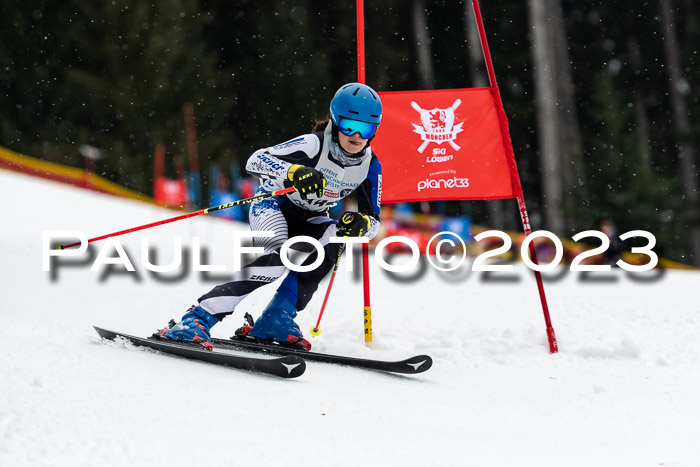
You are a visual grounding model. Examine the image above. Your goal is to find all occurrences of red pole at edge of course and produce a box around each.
[471,0,558,353]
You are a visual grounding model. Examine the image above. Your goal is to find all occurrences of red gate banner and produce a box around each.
[373,88,517,204]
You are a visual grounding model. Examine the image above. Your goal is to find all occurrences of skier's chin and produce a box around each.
[343,150,363,158]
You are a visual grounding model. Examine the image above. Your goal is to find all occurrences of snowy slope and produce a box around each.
[1,168,699,467]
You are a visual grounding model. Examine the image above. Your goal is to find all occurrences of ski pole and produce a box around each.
[57,186,297,250]
[310,244,346,337]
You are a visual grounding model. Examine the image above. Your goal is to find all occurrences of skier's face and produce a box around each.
[338,131,368,155]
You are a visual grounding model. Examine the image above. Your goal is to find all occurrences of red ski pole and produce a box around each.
[56,186,296,250]
[310,244,345,337]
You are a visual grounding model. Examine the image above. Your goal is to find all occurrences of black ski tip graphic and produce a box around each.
[278,356,307,378]
[404,355,433,373]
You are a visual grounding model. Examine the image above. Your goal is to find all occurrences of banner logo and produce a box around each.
[417,176,470,192]
[411,100,464,153]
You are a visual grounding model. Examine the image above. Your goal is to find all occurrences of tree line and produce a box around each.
[1,0,698,265]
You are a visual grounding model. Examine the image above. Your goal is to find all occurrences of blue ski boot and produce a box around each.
[238,293,311,351]
[158,305,219,351]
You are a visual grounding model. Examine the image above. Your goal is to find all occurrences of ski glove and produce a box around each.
[288,165,326,199]
[336,211,371,237]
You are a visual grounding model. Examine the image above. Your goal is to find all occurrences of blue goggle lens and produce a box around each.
[338,118,378,139]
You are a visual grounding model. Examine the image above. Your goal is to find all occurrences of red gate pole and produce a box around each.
[356,0,373,344]
[357,0,366,83]
[471,0,558,353]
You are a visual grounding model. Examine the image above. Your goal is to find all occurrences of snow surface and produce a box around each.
[1,168,699,467]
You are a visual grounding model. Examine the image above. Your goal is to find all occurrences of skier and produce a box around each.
[159,83,383,351]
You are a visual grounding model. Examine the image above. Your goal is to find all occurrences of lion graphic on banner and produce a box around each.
[410,100,464,153]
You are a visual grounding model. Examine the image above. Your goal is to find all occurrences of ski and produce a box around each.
[210,336,433,375]
[93,326,306,379]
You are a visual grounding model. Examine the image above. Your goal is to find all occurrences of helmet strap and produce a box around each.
[331,122,340,144]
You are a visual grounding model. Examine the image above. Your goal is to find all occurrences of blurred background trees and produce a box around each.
[1,0,698,265]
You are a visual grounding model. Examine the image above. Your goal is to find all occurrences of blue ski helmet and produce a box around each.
[330,83,382,127]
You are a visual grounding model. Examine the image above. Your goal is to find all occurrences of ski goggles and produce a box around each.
[338,118,378,139]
